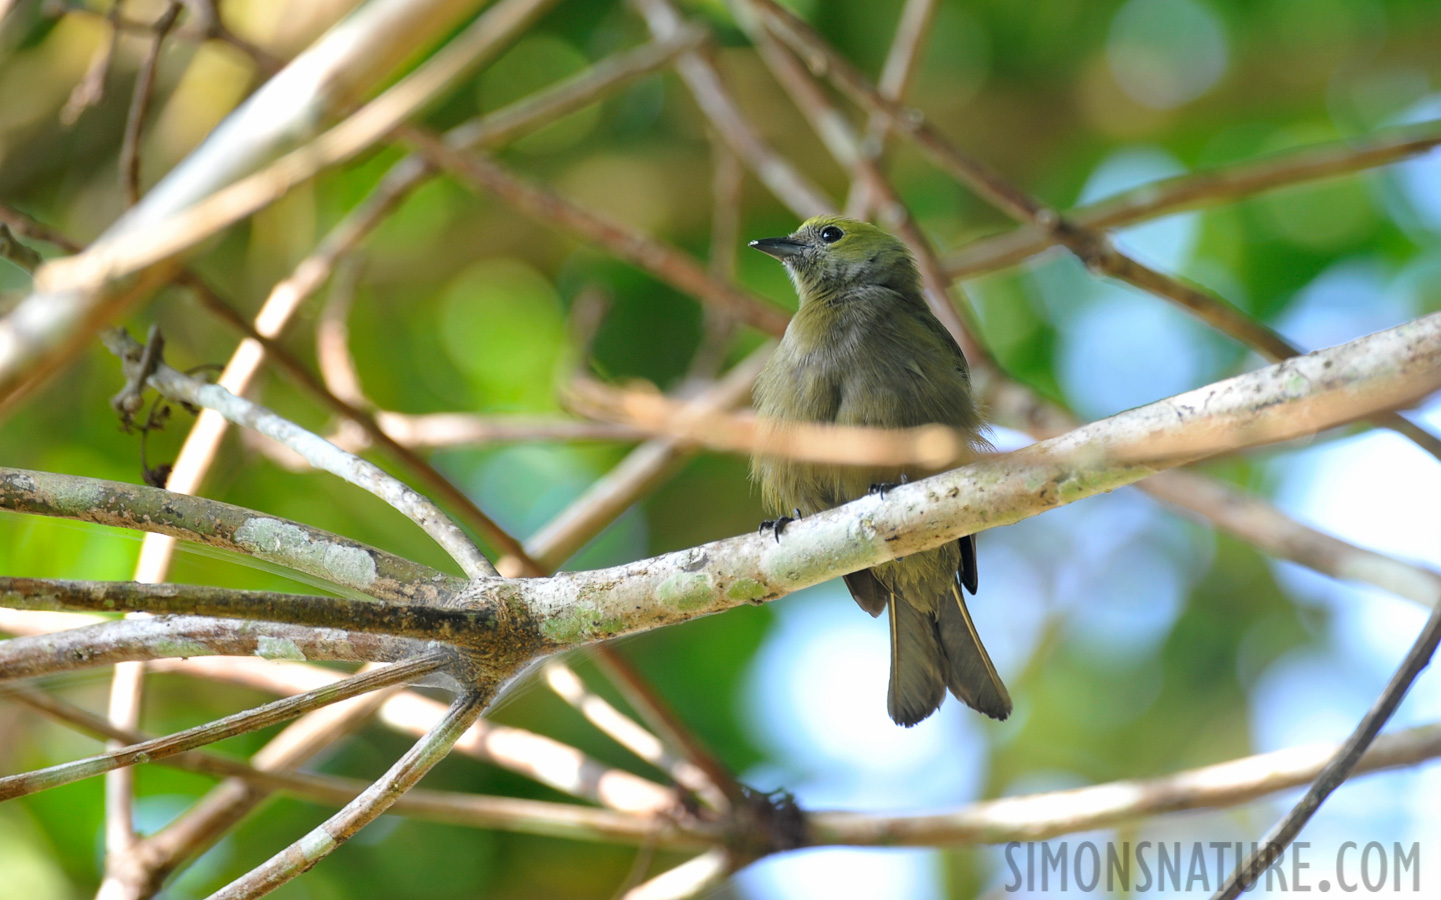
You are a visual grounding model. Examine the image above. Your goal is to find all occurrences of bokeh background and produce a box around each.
[2,0,1441,897]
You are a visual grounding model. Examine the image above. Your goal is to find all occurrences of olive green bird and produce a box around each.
[749,215,1011,727]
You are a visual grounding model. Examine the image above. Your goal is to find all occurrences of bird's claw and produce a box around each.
[758,508,803,543]
[868,473,910,499]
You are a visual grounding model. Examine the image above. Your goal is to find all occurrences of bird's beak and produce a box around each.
[749,237,807,260]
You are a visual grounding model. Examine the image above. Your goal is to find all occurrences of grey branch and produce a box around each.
[0,654,447,802]
[101,327,496,579]
[0,0,495,409]
[0,466,462,603]
[0,611,426,681]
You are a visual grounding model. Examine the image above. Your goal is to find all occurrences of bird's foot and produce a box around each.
[867,473,910,499]
[758,508,802,543]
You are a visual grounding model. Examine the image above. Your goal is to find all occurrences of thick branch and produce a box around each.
[0,467,461,603]
[0,578,486,651]
[509,313,1441,647]
[0,612,425,681]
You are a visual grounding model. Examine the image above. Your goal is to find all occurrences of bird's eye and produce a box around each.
[819,225,844,244]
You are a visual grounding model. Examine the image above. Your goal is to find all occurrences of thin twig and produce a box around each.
[843,0,938,218]
[166,654,684,815]
[1141,469,1441,609]
[102,327,498,579]
[119,1,183,205]
[809,721,1441,846]
[1211,602,1441,899]
[589,649,743,806]
[102,659,145,864]
[523,347,768,573]
[314,256,368,408]
[207,688,489,900]
[543,661,727,808]
[0,616,678,816]
[14,675,1441,854]
[566,372,978,468]
[49,0,282,72]
[369,412,646,449]
[622,848,730,900]
[131,674,407,896]
[58,0,125,125]
[943,122,1441,278]
[0,654,447,801]
[0,577,487,646]
[0,224,42,273]
[401,129,791,336]
[6,682,713,849]
[630,0,834,219]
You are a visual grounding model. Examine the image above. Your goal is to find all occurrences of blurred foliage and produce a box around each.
[1,0,1439,897]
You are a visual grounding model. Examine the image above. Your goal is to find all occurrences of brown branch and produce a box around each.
[543,661,727,809]
[119,1,182,205]
[207,689,488,900]
[524,348,768,573]
[401,129,792,337]
[589,649,743,807]
[58,0,125,125]
[630,0,834,219]
[0,224,42,274]
[6,683,712,850]
[370,412,647,449]
[731,2,980,359]
[944,122,1441,278]
[811,722,1441,846]
[314,256,368,408]
[0,0,504,412]
[130,673,404,897]
[565,372,975,468]
[158,655,683,816]
[0,610,427,682]
[843,0,939,218]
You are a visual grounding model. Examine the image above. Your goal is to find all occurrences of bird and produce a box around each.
[748,215,1011,726]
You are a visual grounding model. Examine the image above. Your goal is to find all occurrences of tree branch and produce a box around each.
[811,722,1441,846]
[0,654,447,801]
[207,689,490,900]
[513,312,1441,647]
[102,327,497,579]
[1213,600,1441,898]
[0,578,483,650]
[944,122,1441,278]
[0,467,460,603]
[0,0,497,410]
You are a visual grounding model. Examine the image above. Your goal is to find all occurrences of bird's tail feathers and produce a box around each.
[886,588,946,727]
[937,582,1011,720]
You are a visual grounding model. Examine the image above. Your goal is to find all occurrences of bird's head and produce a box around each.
[749,216,921,303]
